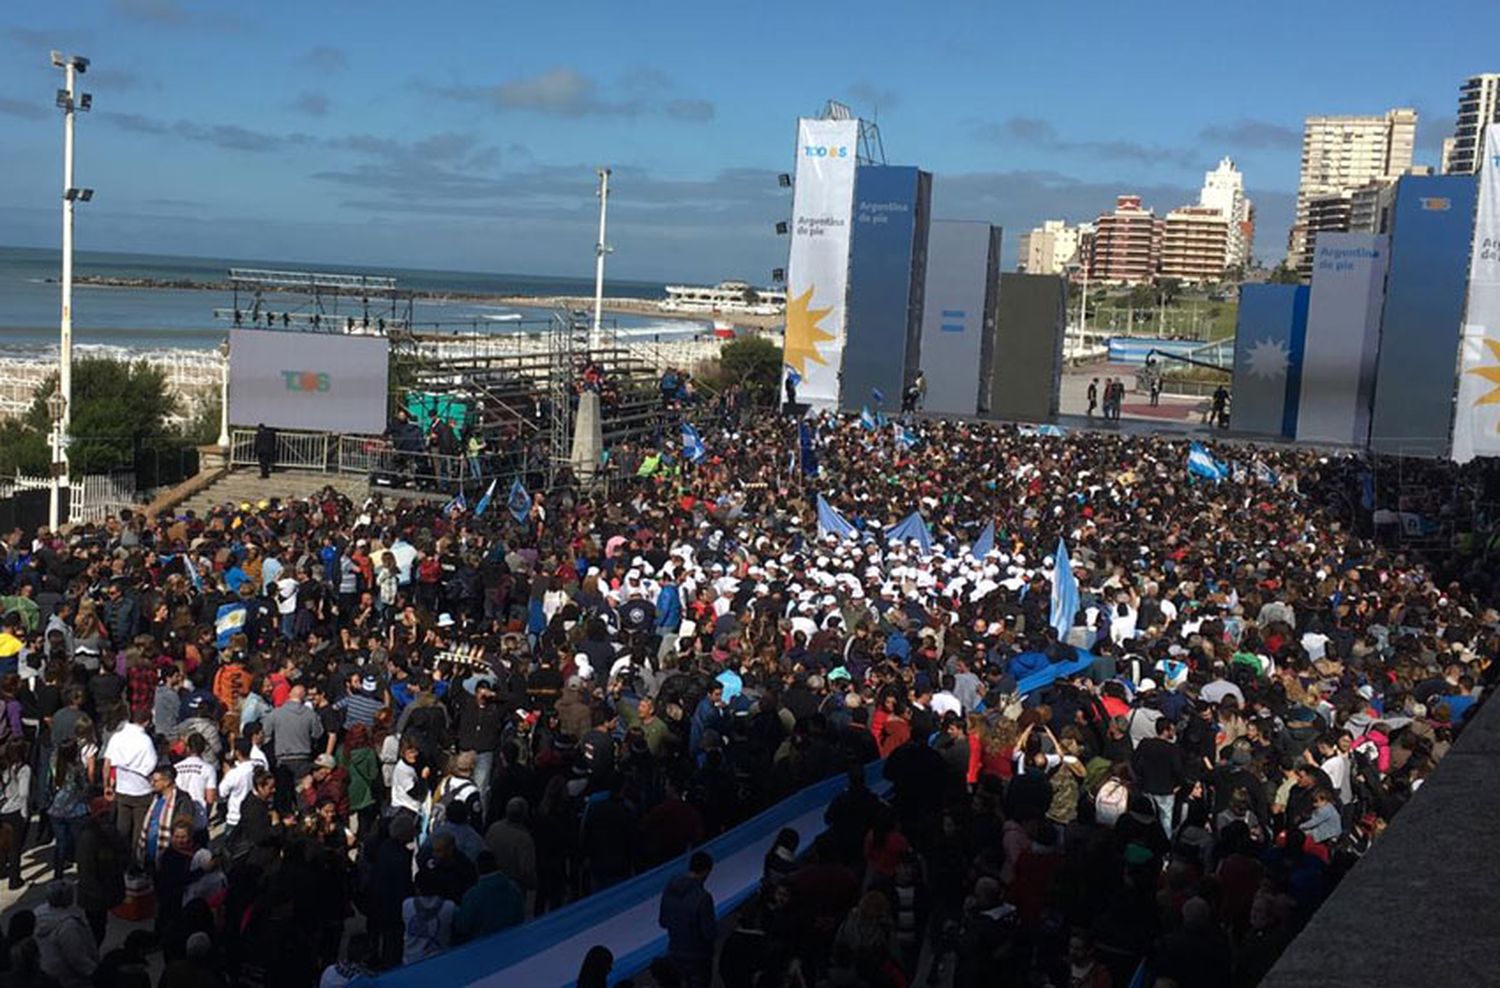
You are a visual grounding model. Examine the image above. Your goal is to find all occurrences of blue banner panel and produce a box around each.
[1231,284,1309,436]
[920,220,999,416]
[840,166,931,413]
[1369,175,1480,456]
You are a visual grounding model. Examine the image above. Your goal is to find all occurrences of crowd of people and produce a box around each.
[0,405,1491,988]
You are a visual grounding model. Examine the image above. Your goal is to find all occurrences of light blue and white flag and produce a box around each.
[443,490,467,515]
[507,478,531,525]
[182,552,203,591]
[895,423,919,449]
[473,478,498,517]
[871,387,885,406]
[1187,442,1227,482]
[816,494,858,541]
[1254,460,1278,486]
[215,601,247,648]
[1049,537,1079,638]
[884,511,934,555]
[681,422,706,463]
[970,520,996,561]
[859,406,877,431]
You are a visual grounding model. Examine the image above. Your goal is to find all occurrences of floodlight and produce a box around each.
[774,221,789,236]
[50,51,64,68]
[56,90,70,109]
[777,173,792,188]
[771,267,786,282]
[79,188,93,202]
[78,93,91,111]
[72,56,89,73]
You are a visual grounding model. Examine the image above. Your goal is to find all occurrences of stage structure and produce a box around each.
[918,220,1002,417]
[1369,174,1480,457]
[987,273,1066,423]
[215,270,687,493]
[214,268,414,334]
[840,165,932,414]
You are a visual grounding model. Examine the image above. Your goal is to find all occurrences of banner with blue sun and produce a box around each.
[782,117,860,409]
[1231,283,1309,437]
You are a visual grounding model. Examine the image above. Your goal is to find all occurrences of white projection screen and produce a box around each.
[228,329,389,435]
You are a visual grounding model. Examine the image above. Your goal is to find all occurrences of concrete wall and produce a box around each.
[1263,696,1500,987]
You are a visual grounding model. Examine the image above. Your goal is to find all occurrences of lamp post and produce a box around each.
[590,167,612,349]
[217,337,231,449]
[46,390,67,531]
[51,50,91,522]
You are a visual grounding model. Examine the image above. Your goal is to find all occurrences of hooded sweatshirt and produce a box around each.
[35,903,100,988]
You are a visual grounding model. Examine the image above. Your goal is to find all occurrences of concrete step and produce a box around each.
[173,467,463,517]
[175,469,372,516]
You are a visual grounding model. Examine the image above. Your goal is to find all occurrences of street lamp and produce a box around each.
[217,337,231,448]
[46,390,67,531]
[51,49,91,526]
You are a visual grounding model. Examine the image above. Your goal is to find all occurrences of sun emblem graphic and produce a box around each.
[1466,338,1500,420]
[783,286,835,378]
[1243,337,1289,381]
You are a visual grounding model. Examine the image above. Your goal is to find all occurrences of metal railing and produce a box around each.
[0,471,137,526]
[229,429,331,470]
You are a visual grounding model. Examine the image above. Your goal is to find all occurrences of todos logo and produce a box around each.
[282,370,331,392]
[803,145,849,158]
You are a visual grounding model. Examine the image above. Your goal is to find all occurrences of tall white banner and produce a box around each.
[1453,128,1500,463]
[783,118,859,409]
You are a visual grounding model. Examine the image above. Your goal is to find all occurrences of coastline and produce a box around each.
[54,277,784,330]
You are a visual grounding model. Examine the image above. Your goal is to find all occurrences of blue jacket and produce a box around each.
[689,696,724,753]
[655,583,683,633]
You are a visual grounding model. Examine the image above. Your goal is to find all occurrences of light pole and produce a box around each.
[217,337,231,449]
[46,390,67,530]
[591,167,612,348]
[51,50,91,516]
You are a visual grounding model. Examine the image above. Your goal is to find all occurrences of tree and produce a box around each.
[1157,277,1183,307]
[714,335,782,405]
[24,357,179,476]
[1267,262,1301,285]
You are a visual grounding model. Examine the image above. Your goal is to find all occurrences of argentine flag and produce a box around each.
[816,494,858,541]
[895,424,919,449]
[507,478,531,524]
[443,490,467,515]
[681,422,707,463]
[215,601,247,648]
[1187,442,1226,482]
[474,478,498,518]
[859,406,877,431]
[1049,537,1079,638]
[1254,461,1278,486]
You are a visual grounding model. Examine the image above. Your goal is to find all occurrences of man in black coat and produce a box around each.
[254,423,277,479]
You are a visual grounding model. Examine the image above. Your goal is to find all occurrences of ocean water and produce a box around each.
[0,246,704,352]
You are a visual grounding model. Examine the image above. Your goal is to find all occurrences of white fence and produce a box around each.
[0,472,138,526]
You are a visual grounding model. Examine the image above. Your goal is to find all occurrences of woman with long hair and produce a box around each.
[0,738,32,889]
[48,737,89,879]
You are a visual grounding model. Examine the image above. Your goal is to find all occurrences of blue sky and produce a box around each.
[0,0,1494,283]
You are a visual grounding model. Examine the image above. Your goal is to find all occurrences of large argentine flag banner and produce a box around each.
[783,118,859,410]
[1231,284,1309,436]
[1453,129,1500,463]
